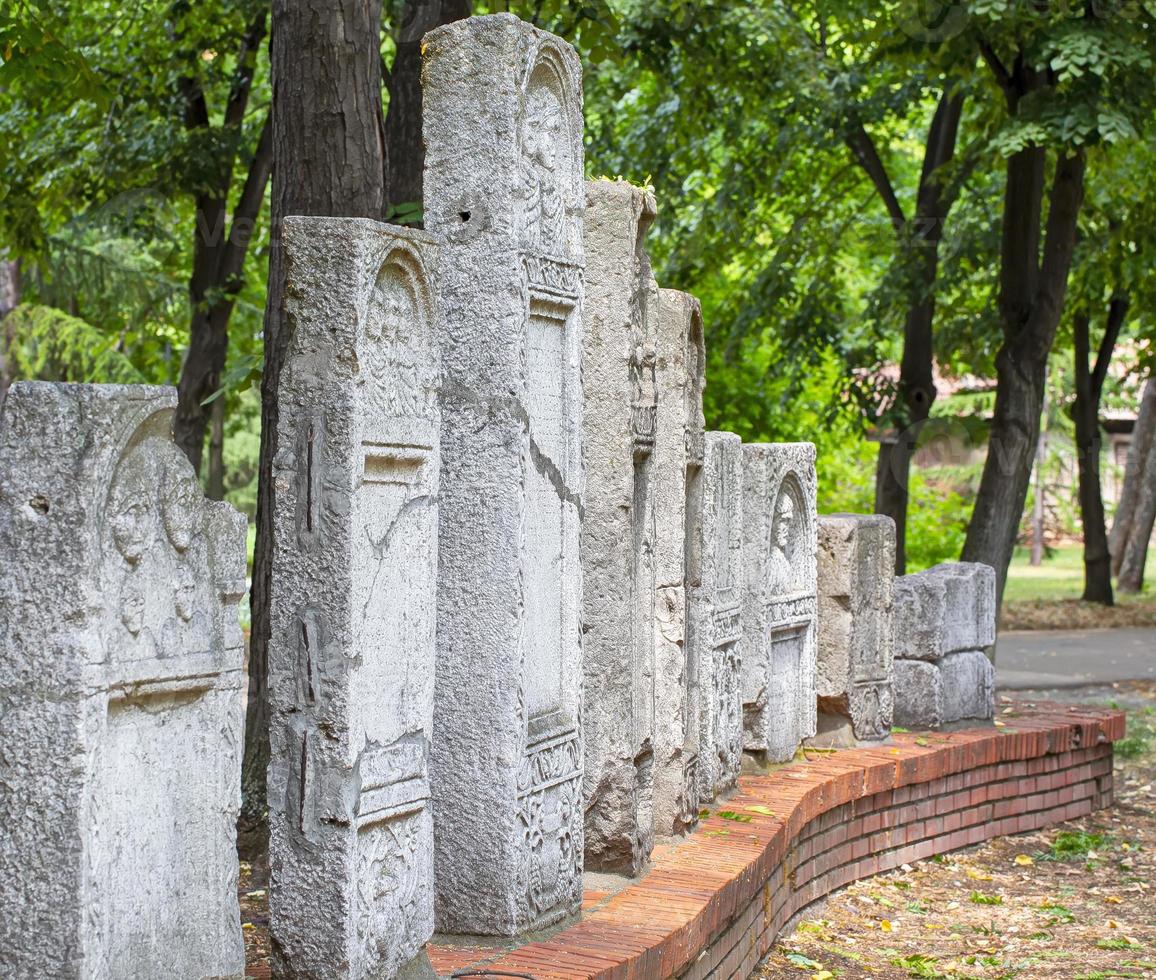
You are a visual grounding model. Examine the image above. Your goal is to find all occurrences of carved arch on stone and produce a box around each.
[769,470,809,596]
[358,243,438,421]
[517,41,582,258]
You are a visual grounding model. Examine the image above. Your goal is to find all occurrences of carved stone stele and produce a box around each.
[580,179,659,875]
[689,431,745,801]
[815,513,895,743]
[740,443,818,763]
[268,218,440,979]
[0,383,246,980]
[423,14,586,936]
[652,288,706,837]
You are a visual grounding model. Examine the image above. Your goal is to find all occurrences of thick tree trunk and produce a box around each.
[869,91,963,573]
[1111,377,1156,574]
[0,257,20,400]
[962,148,1086,603]
[1118,432,1156,594]
[242,0,387,855]
[383,0,471,219]
[1073,298,1127,605]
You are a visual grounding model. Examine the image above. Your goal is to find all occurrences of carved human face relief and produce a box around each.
[161,459,201,553]
[772,491,795,554]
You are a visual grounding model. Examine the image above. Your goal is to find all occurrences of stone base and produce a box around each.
[893,650,995,729]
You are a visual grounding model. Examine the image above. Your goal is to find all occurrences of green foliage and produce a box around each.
[3,303,144,383]
[1043,830,1105,861]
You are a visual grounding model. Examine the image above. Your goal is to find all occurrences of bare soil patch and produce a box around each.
[759,685,1156,980]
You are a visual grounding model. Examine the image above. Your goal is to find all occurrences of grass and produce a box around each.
[1003,545,1155,603]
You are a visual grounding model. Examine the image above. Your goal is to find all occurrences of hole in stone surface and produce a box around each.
[459,210,471,222]
[30,495,49,515]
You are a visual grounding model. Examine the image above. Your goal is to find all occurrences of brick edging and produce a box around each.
[428,703,1124,979]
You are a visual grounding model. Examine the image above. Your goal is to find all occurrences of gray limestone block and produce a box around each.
[740,443,819,762]
[814,513,895,742]
[423,14,586,936]
[580,178,659,875]
[0,382,246,980]
[267,217,440,978]
[892,650,995,729]
[651,288,706,838]
[690,431,745,800]
[892,562,998,662]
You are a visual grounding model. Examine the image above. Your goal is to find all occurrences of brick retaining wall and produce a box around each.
[428,703,1124,979]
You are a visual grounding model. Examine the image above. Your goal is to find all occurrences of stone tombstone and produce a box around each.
[740,443,818,763]
[814,513,896,743]
[892,561,997,661]
[267,218,440,979]
[580,179,659,874]
[892,562,997,729]
[688,431,745,801]
[0,383,246,980]
[423,14,586,935]
[651,288,706,837]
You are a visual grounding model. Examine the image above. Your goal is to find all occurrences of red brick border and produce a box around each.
[428,702,1124,979]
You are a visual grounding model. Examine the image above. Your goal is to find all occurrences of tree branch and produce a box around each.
[224,9,268,130]
[978,37,1013,103]
[219,113,274,291]
[845,121,906,230]
[1091,293,1129,399]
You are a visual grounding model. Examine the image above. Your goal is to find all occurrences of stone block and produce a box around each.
[892,650,995,729]
[814,513,895,742]
[267,218,440,978]
[741,443,818,761]
[651,288,706,837]
[892,562,997,662]
[689,431,744,800]
[580,179,659,874]
[0,383,246,980]
[423,14,586,935]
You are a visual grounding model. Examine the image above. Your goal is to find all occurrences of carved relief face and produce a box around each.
[108,459,156,566]
[772,492,795,553]
[120,579,146,636]
[523,88,561,173]
[161,461,201,553]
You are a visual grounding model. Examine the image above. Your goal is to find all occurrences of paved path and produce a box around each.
[996,627,1156,689]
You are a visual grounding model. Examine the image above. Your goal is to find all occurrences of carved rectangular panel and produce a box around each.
[524,311,567,721]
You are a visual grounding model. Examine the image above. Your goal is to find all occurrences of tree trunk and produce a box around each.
[1073,298,1127,605]
[172,7,270,472]
[383,0,471,220]
[1118,429,1156,594]
[242,0,387,856]
[868,91,963,574]
[962,147,1086,603]
[207,395,226,501]
[0,257,20,400]
[1111,377,1156,574]
[1030,375,1047,567]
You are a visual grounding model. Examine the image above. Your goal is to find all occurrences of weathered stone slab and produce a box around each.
[423,14,586,935]
[267,219,439,977]
[814,514,895,743]
[740,443,818,762]
[0,382,246,980]
[651,288,706,837]
[689,431,744,800]
[580,179,658,874]
[892,650,995,729]
[892,562,997,662]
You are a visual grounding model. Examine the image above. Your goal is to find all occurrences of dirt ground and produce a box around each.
[758,682,1156,980]
[1001,597,1156,632]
